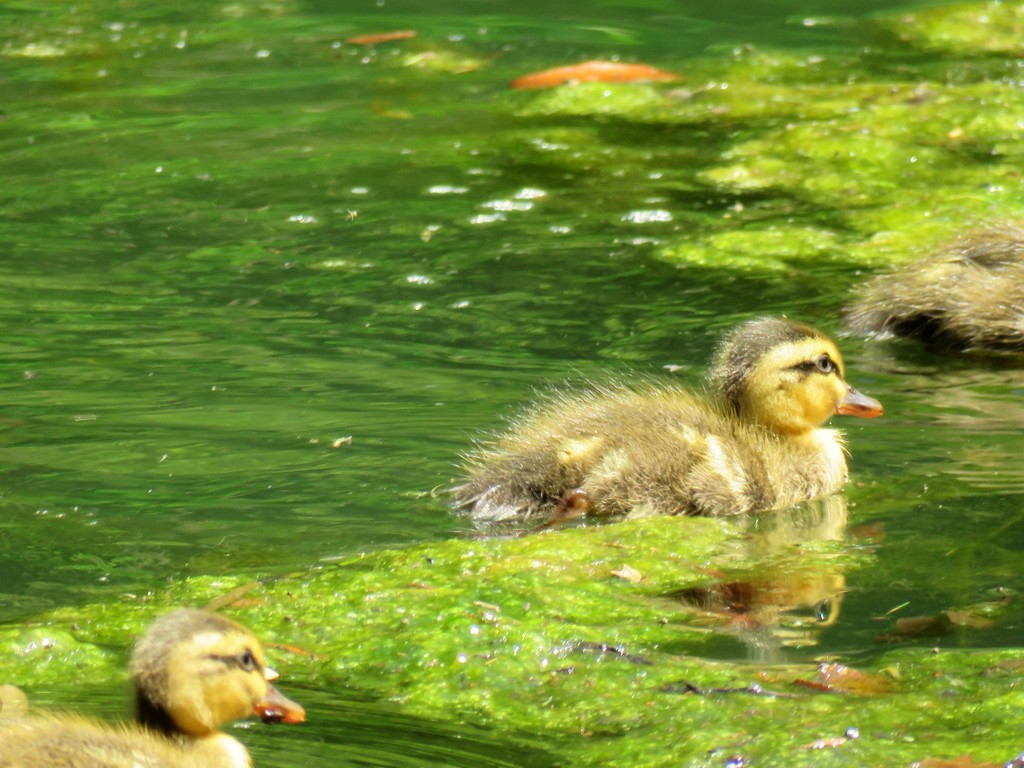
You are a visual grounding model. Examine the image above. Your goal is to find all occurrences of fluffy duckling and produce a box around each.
[845,222,1024,351]
[0,608,305,768]
[453,317,882,524]
[0,686,28,719]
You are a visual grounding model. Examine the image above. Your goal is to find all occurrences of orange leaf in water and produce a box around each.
[511,60,679,90]
[270,642,316,657]
[795,662,896,695]
[791,678,834,694]
[345,30,417,45]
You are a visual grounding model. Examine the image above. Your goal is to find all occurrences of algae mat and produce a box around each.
[3,513,1021,766]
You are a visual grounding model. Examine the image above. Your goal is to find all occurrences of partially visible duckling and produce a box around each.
[0,608,305,768]
[452,317,882,524]
[0,686,28,720]
[845,222,1024,351]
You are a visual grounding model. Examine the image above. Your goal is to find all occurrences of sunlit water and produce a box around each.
[3,0,1024,764]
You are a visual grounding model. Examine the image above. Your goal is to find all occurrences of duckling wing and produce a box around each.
[453,383,767,520]
[577,396,766,517]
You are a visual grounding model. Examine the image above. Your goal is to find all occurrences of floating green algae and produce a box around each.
[658,225,840,272]
[517,82,678,122]
[4,511,1022,766]
[4,1,1024,766]
[879,0,1024,54]
[508,5,1024,275]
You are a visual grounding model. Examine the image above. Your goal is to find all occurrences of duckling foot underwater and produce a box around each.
[0,608,305,768]
[452,316,882,526]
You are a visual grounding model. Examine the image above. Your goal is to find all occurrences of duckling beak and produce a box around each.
[836,386,883,418]
[255,683,306,725]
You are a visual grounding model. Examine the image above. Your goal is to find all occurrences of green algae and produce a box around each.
[658,225,840,272]
[0,628,120,688]
[3,1,1024,765]
[518,82,678,122]
[509,4,1024,275]
[879,1,1024,55]
[6,511,1022,766]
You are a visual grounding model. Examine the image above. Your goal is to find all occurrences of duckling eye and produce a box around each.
[815,599,833,623]
[815,355,835,374]
[239,649,258,672]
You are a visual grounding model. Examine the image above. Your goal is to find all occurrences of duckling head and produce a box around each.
[711,317,882,436]
[130,609,305,740]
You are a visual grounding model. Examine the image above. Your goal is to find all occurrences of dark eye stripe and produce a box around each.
[790,361,820,373]
[789,354,840,376]
[210,650,262,673]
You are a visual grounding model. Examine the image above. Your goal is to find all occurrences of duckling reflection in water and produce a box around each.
[0,608,305,768]
[453,317,882,526]
[845,222,1024,351]
[672,496,851,659]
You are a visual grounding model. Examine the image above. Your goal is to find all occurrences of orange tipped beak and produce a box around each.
[836,386,883,418]
[255,683,306,725]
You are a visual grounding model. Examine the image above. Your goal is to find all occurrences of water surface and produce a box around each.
[3,0,1024,764]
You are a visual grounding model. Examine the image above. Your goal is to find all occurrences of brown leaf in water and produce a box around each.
[848,520,886,542]
[205,581,264,611]
[511,60,679,90]
[792,678,835,694]
[889,614,953,638]
[345,30,417,45]
[795,662,895,695]
[880,610,994,641]
[818,662,896,694]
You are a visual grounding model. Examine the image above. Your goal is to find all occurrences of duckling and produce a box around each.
[452,317,882,524]
[0,608,305,768]
[845,222,1024,351]
[0,686,28,719]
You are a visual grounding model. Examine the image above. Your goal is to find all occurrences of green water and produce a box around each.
[3,0,1024,765]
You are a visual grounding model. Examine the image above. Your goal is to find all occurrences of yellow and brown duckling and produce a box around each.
[452,316,882,524]
[0,608,305,768]
[845,222,1024,351]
